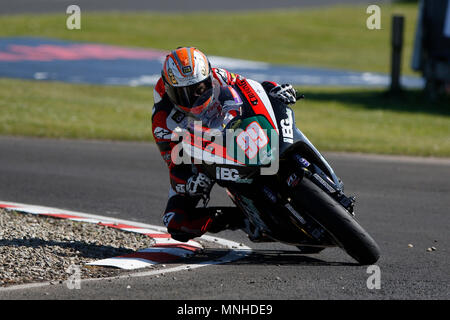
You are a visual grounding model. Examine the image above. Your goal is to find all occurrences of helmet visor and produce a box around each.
[165,76,213,113]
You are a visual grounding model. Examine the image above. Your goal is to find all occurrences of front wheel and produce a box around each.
[292,178,380,265]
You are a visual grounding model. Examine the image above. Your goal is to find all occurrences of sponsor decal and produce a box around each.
[262,186,277,203]
[280,109,294,144]
[236,121,269,159]
[216,167,239,181]
[215,68,229,84]
[182,65,192,74]
[235,79,279,136]
[237,78,259,106]
[284,203,306,225]
[175,184,186,193]
[295,155,310,168]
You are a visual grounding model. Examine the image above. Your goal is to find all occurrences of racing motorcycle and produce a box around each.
[177,78,380,265]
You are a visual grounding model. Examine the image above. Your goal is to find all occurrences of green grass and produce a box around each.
[0,4,419,75]
[1,78,448,157]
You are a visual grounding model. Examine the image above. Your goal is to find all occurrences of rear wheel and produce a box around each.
[292,178,380,265]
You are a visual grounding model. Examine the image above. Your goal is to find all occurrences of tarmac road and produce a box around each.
[0,136,448,299]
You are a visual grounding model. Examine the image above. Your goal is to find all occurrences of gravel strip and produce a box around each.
[0,209,153,287]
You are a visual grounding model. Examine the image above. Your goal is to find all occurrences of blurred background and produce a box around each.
[0,0,449,157]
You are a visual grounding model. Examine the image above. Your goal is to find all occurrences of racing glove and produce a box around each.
[186,173,213,197]
[269,84,297,105]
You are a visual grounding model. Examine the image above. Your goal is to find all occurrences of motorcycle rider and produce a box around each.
[152,46,297,242]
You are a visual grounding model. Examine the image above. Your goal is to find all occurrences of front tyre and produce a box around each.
[292,178,380,265]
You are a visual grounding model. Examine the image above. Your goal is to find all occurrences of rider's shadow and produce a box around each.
[189,248,359,266]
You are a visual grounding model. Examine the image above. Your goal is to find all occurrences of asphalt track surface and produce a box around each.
[1,0,392,15]
[0,136,448,300]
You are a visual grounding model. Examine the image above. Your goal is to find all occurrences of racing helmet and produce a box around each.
[162,47,217,117]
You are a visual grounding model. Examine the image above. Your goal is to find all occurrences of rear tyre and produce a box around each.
[292,178,380,265]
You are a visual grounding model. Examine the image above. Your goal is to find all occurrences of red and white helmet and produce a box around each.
[162,47,217,117]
